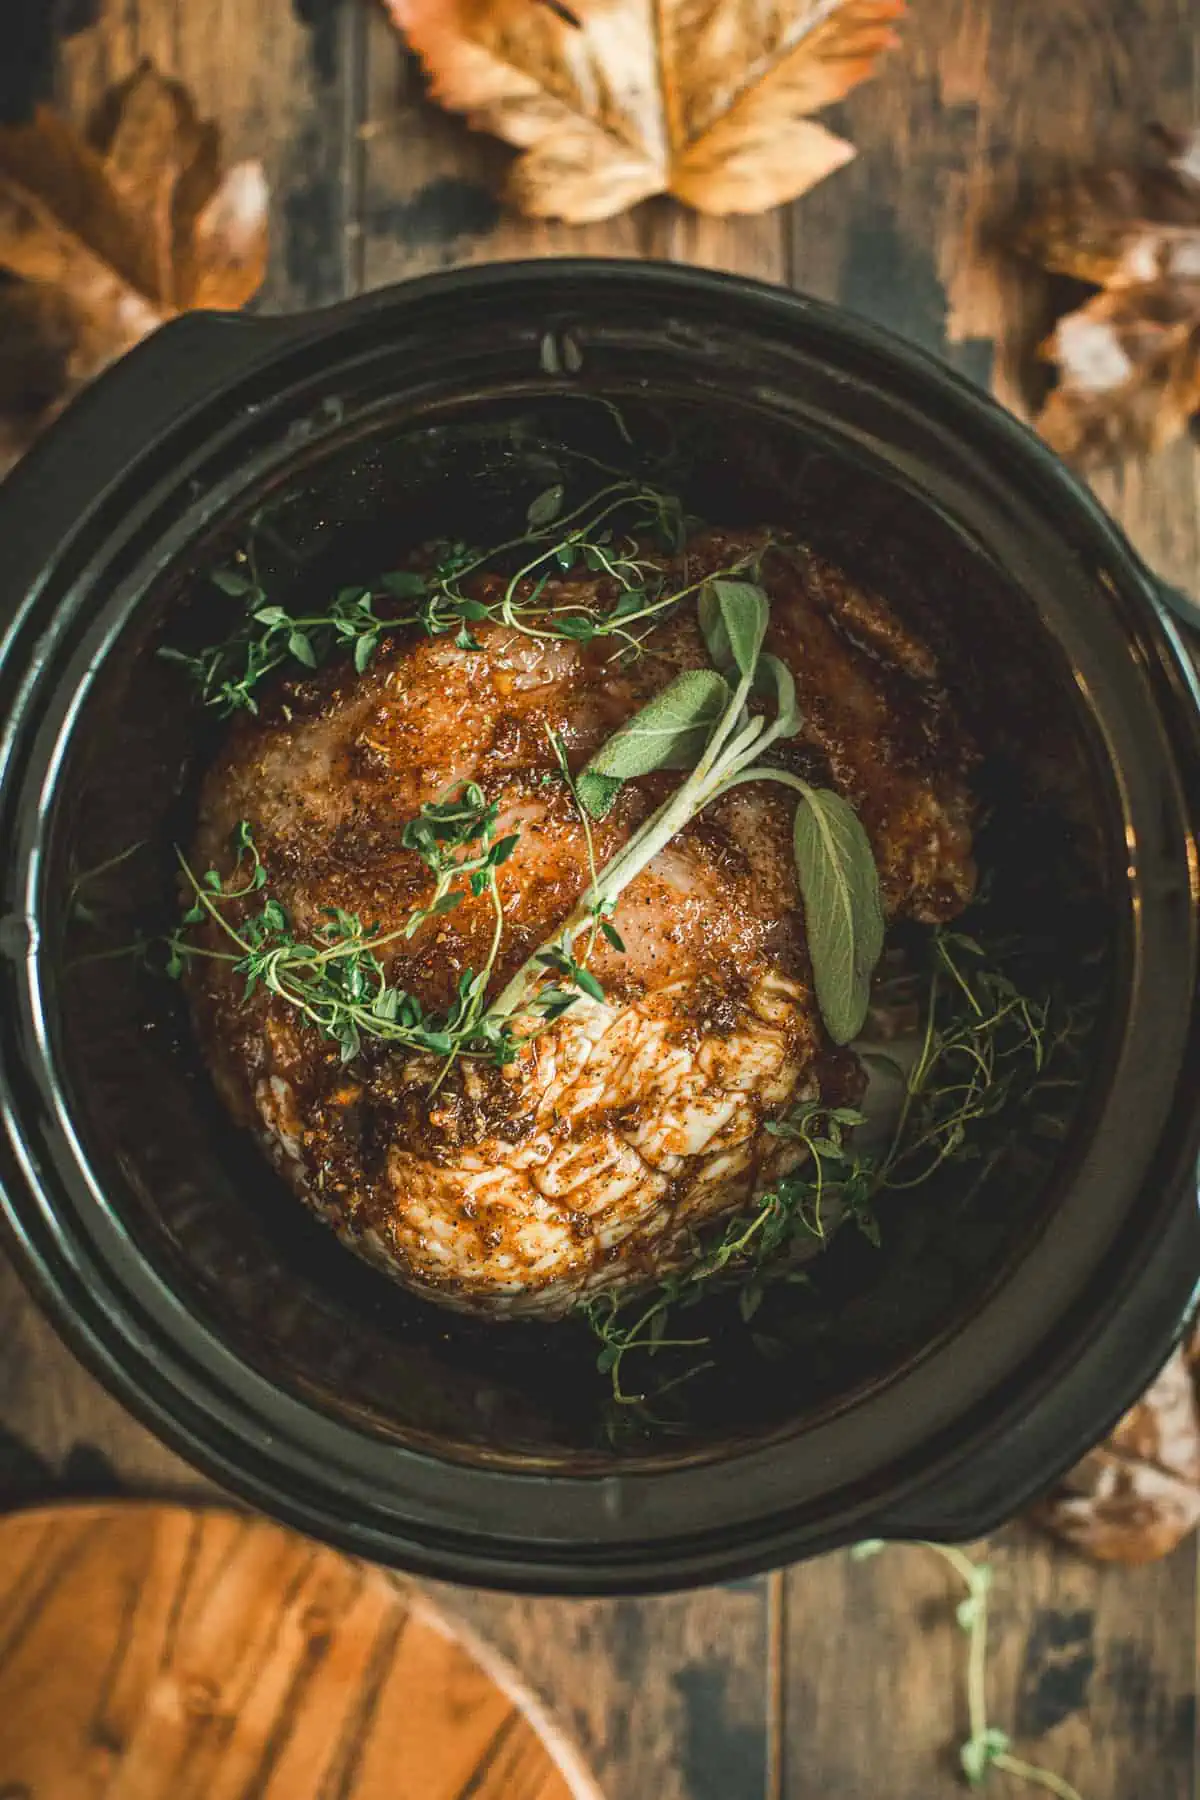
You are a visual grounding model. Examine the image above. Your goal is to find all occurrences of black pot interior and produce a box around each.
[42,377,1117,1469]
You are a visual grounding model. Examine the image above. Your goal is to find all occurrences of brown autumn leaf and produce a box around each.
[1017,125,1200,469]
[1030,1328,1200,1564]
[0,279,78,471]
[387,0,905,223]
[0,60,269,474]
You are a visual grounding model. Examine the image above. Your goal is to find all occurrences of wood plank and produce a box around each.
[0,1251,773,1800]
[988,1529,1197,1800]
[444,1578,772,1800]
[0,1502,600,1800]
[0,1250,199,1507]
[53,0,364,310]
[789,0,1200,591]
[783,1532,1197,1800]
[783,1542,966,1800]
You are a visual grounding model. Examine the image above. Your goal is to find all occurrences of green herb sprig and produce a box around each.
[488,576,885,1047]
[582,932,1051,1407]
[584,1101,867,1407]
[169,796,541,1071]
[851,1539,1085,1798]
[163,478,757,716]
[159,576,397,714]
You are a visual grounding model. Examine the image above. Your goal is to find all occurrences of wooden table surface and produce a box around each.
[2,4,1199,1798]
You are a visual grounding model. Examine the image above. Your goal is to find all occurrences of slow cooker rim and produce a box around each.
[3,1148,1198,1593]
[1,260,1199,1587]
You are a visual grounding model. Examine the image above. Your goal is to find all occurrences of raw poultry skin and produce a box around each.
[189,530,976,1318]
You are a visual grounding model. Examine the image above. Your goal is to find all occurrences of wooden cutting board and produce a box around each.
[0,1502,602,1800]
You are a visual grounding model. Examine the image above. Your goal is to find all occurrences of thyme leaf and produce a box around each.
[167,795,586,1077]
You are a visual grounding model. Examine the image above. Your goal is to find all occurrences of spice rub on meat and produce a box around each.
[187,530,977,1317]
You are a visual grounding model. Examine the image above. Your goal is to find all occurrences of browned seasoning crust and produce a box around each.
[186,530,977,1317]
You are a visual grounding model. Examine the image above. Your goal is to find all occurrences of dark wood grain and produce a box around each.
[1,3,1199,1799]
[0,1252,198,1506]
[1,1248,775,1800]
[440,1579,776,1800]
[797,0,1200,596]
[784,1533,1197,1800]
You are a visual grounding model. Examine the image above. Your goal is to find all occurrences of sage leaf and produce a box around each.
[576,668,730,818]
[699,579,768,680]
[753,652,800,736]
[576,772,623,819]
[792,787,885,1044]
[527,483,565,530]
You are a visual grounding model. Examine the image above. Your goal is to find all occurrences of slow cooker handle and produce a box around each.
[5,308,325,497]
[64,309,320,446]
[0,311,344,610]
[862,1164,1200,1544]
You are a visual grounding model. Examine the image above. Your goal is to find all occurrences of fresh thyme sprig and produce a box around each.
[584,1102,867,1408]
[162,477,757,716]
[582,931,1052,1407]
[158,575,401,714]
[851,1539,1086,1798]
[168,796,548,1070]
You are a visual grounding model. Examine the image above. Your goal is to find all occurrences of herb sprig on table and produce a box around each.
[851,1540,1085,1799]
[582,932,1051,1408]
[161,476,757,716]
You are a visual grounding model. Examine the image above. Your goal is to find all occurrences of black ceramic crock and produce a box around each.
[1,260,1199,1595]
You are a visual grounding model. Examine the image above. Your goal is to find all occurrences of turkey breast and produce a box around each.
[186,530,975,1316]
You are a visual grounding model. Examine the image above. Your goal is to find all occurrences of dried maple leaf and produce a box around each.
[388,0,905,222]
[1031,1330,1200,1564]
[1017,126,1200,469]
[0,61,269,474]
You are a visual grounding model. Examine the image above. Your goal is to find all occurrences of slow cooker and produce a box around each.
[1,260,1198,1594]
